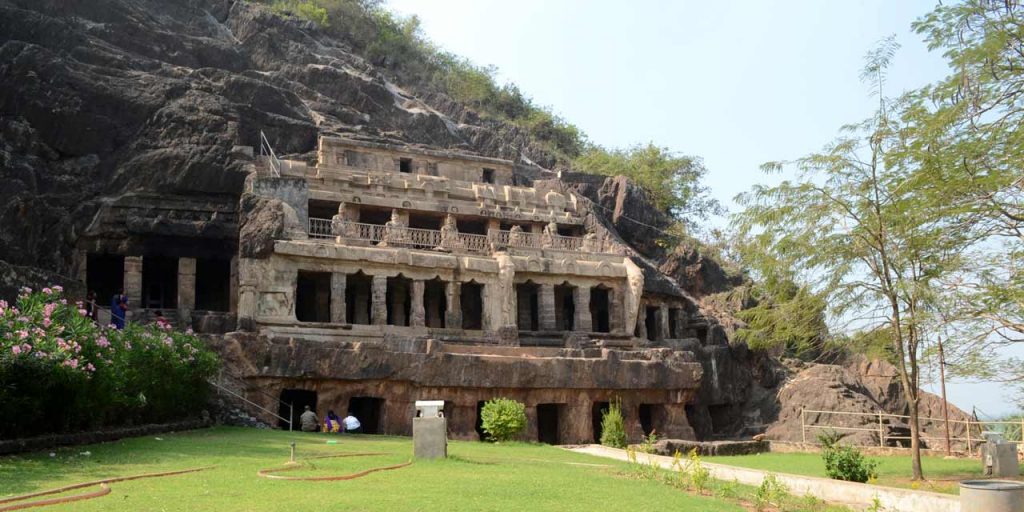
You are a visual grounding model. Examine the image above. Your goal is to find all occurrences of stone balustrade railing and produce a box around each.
[307,218,613,254]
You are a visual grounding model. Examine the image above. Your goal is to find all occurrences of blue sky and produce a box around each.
[386,0,1019,417]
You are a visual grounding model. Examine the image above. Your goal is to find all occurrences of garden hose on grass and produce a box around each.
[0,466,213,511]
[257,452,413,481]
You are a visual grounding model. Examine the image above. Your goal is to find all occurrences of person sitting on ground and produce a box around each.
[342,414,361,433]
[299,405,319,433]
[323,410,341,433]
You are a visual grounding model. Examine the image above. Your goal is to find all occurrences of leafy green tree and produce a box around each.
[734,38,969,480]
[480,398,526,442]
[910,2,1024,397]
[575,143,723,224]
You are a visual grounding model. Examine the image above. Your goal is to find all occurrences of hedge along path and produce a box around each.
[257,452,413,481]
[0,466,214,511]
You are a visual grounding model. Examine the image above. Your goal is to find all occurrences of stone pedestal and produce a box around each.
[413,417,448,459]
[371,275,387,325]
[330,273,346,324]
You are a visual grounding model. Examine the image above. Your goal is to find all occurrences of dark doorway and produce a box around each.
[591,401,610,443]
[308,199,341,220]
[279,389,317,430]
[359,207,390,225]
[481,168,495,184]
[296,270,331,323]
[347,396,384,434]
[386,274,411,326]
[554,283,575,331]
[346,271,372,324]
[457,218,488,235]
[408,214,442,231]
[461,281,483,330]
[424,277,447,328]
[669,308,681,339]
[142,256,178,310]
[475,401,488,441]
[590,286,610,333]
[638,404,655,436]
[86,253,124,305]
[645,306,659,341]
[196,258,231,312]
[399,157,413,173]
[536,404,561,444]
[516,281,539,331]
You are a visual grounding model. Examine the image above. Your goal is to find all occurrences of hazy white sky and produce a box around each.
[386,0,1020,417]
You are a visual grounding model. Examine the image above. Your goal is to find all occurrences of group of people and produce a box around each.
[82,289,129,329]
[299,405,361,434]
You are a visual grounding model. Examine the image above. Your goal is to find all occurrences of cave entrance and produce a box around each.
[347,396,384,434]
[296,270,331,323]
[536,403,562,445]
[645,306,660,341]
[142,256,177,310]
[516,280,539,331]
[708,404,735,435]
[408,213,442,231]
[358,207,390,225]
[591,401,610,443]
[590,285,611,333]
[399,157,413,173]
[554,282,575,331]
[638,404,654,436]
[86,253,124,306]
[279,389,317,430]
[460,281,483,330]
[345,271,372,325]
[456,218,487,235]
[424,277,447,328]
[308,199,340,220]
[196,258,230,312]
[386,274,411,326]
[475,401,488,441]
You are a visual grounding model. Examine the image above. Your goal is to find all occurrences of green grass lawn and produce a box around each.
[0,427,754,511]
[706,451,999,494]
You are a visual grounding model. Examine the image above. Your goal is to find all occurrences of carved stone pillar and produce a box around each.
[538,284,556,331]
[563,397,593,444]
[636,302,648,340]
[573,286,592,332]
[330,273,346,324]
[410,279,425,328]
[177,257,196,328]
[516,286,532,331]
[123,256,143,320]
[660,304,670,341]
[609,287,624,334]
[229,256,239,313]
[445,281,462,329]
[371,275,387,325]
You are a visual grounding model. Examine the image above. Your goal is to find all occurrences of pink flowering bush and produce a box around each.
[0,287,218,437]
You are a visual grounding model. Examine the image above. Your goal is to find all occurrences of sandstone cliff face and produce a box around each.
[0,0,562,289]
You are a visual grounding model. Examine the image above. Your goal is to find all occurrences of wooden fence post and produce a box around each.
[878,412,885,447]
[801,408,807,445]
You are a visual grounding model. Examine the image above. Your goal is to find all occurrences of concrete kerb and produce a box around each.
[566,445,960,512]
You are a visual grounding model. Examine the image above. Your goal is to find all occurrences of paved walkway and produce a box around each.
[567,445,960,512]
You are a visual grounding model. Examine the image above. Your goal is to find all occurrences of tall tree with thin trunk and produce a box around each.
[734,38,967,480]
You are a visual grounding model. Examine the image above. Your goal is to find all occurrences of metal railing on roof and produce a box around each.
[259,130,281,178]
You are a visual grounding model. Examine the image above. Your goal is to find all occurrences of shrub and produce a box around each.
[818,431,878,483]
[754,473,789,511]
[599,400,627,448]
[479,398,526,442]
[0,287,219,438]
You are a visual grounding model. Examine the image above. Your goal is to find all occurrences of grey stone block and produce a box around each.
[413,417,448,459]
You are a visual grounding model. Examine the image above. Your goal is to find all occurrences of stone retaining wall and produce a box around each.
[0,419,213,456]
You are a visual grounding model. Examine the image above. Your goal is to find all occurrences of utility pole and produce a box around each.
[938,337,951,456]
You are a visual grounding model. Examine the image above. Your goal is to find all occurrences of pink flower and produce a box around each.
[185,327,194,335]
[42,287,52,295]
[62,359,79,369]
[52,285,63,293]
[16,330,28,340]
[19,287,32,295]
[124,341,132,350]
[20,344,31,354]
[11,345,22,355]
[85,363,95,372]
[43,318,52,328]
[97,336,110,348]
[78,308,88,317]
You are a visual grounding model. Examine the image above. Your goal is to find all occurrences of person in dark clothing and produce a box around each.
[110,289,127,329]
[85,290,99,323]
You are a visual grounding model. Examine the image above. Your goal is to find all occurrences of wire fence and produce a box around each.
[800,408,1024,453]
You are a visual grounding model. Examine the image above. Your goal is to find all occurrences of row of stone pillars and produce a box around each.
[117,256,237,322]
[329,274,468,328]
